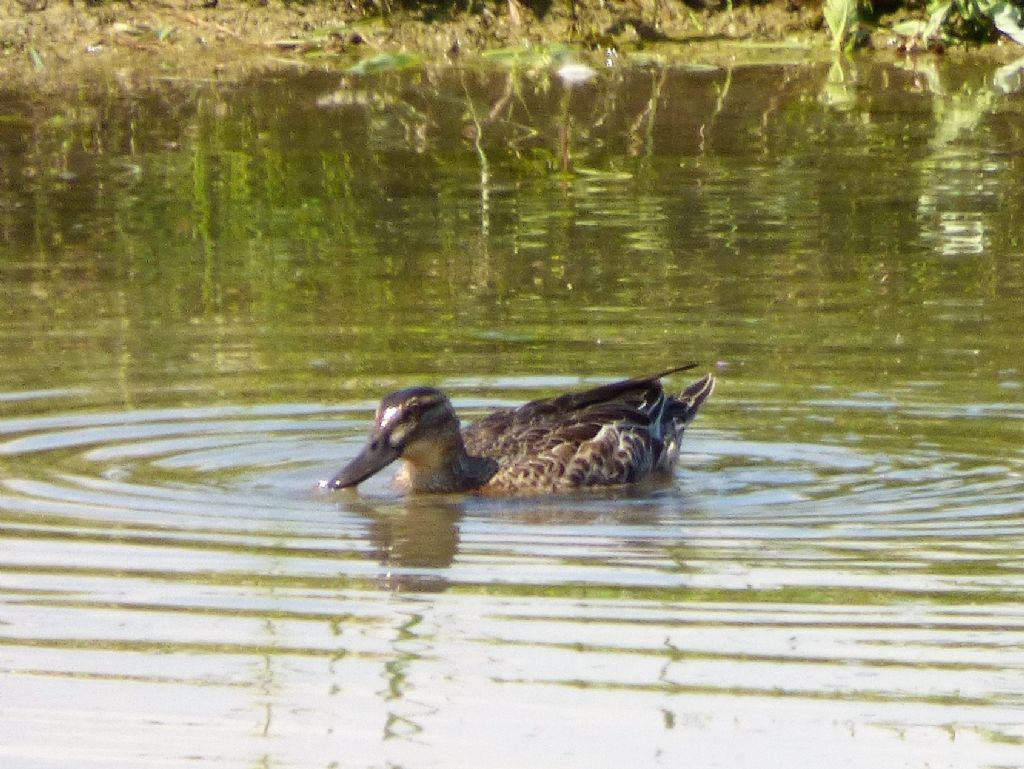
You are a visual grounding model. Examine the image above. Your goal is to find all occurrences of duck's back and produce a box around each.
[462,369,714,493]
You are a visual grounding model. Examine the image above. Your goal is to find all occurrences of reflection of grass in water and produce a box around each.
[446,582,1020,606]
[977,727,1024,745]
[514,637,1005,677]
[523,677,1002,706]
[4,64,1024,401]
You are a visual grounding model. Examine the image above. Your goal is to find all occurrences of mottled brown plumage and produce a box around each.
[327,365,715,495]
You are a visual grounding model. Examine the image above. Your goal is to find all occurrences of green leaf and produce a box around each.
[991,1,1024,44]
[924,0,953,38]
[823,0,860,50]
[891,20,929,36]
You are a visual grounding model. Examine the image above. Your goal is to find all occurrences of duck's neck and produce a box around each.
[396,433,498,493]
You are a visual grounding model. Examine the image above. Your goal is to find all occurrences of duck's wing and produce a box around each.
[461,365,706,492]
[474,402,662,492]
[461,406,517,458]
[512,363,698,423]
[463,363,697,446]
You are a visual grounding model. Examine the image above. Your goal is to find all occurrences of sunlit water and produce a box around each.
[2,54,1024,768]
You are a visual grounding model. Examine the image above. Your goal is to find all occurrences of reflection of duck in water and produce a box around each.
[326,364,715,495]
[360,499,463,593]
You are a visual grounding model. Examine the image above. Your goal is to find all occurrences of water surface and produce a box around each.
[1,55,1023,768]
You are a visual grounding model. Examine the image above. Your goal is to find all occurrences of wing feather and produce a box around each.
[460,366,709,493]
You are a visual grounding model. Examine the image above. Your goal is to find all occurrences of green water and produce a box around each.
[1,56,1023,768]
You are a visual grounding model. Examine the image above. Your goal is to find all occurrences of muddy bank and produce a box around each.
[3,0,1023,91]
[1,0,832,87]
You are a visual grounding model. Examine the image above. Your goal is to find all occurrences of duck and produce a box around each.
[326,364,715,495]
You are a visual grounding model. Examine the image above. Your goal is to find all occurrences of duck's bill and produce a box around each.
[328,439,399,489]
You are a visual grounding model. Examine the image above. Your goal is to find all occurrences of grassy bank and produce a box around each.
[1,0,1023,88]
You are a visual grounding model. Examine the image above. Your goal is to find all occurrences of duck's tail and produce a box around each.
[656,373,715,472]
[668,373,715,426]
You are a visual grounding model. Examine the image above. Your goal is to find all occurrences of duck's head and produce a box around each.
[328,386,462,490]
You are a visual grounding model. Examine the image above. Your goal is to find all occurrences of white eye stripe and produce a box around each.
[389,423,411,447]
[378,405,402,429]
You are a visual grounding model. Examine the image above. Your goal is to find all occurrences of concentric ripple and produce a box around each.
[2,391,1024,769]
